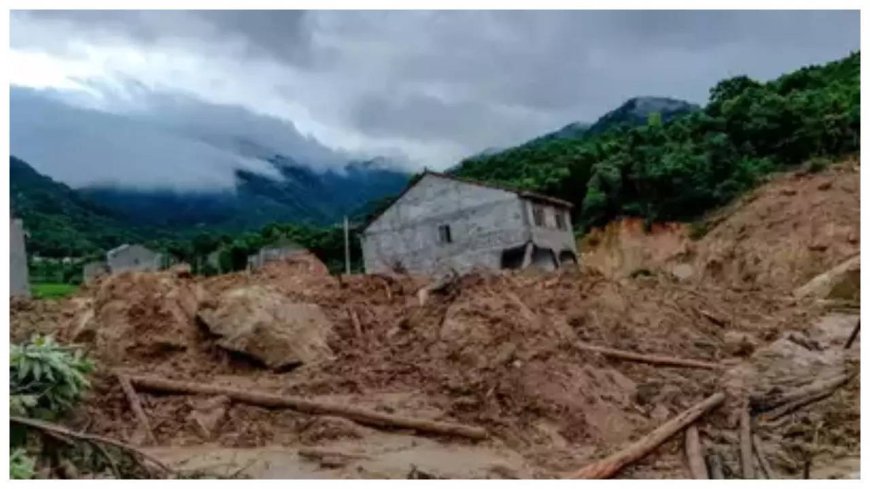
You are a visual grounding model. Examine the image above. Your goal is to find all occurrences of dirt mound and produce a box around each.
[691,159,859,291]
[580,218,692,279]
[90,270,203,362]
[198,285,335,370]
[579,159,860,294]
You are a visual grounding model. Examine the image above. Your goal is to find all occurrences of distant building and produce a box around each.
[106,244,164,274]
[360,171,578,276]
[10,218,30,298]
[82,261,110,283]
[247,240,306,271]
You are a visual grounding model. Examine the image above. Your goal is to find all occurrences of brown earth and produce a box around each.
[10,162,860,479]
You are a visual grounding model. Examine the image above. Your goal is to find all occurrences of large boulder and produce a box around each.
[198,286,334,369]
[794,254,860,301]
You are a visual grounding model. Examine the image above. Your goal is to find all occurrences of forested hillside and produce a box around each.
[452,52,859,230]
[10,156,156,257]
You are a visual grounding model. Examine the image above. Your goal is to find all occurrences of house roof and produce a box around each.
[361,170,573,232]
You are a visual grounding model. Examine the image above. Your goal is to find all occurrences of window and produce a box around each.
[532,205,545,227]
[438,224,452,244]
[555,211,566,230]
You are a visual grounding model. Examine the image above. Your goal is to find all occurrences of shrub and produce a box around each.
[10,448,36,479]
[10,335,94,419]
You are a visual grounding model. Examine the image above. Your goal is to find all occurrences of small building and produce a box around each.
[106,244,164,274]
[82,261,110,283]
[247,240,306,271]
[360,171,578,276]
[10,218,30,298]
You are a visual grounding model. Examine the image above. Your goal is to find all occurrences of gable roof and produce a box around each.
[361,170,573,233]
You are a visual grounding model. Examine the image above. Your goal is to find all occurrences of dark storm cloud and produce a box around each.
[9,10,861,183]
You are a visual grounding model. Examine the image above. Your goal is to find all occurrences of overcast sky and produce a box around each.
[9,10,860,189]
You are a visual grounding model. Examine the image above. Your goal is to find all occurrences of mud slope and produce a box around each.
[580,157,860,293]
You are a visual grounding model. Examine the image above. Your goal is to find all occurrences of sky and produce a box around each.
[9,10,861,189]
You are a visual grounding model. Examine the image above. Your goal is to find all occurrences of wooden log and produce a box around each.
[575,342,721,370]
[10,415,172,475]
[127,375,487,440]
[116,373,157,446]
[565,392,726,479]
[845,320,860,349]
[707,452,724,479]
[739,401,754,478]
[752,434,774,479]
[751,373,853,412]
[684,425,708,479]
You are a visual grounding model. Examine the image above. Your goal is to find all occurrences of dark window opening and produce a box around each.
[438,224,452,244]
[555,212,566,230]
[532,205,545,227]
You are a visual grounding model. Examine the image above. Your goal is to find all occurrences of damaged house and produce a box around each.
[360,171,578,276]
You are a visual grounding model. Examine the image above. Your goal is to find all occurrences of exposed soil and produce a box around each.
[11,162,860,479]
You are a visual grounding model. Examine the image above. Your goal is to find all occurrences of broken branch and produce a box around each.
[752,434,773,479]
[845,320,860,349]
[684,425,708,479]
[565,392,726,479]
[116,373,157,445]
[127,375,487,440]
[10,415,172,475]
[751,373,853,413]
[739,401,754,478]
[575,342,721,370]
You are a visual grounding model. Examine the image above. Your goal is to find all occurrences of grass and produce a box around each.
[31,283,79,300]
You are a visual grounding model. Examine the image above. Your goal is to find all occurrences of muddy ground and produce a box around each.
[10,160,860,479]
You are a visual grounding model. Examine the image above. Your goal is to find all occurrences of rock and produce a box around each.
[187,395,230,439]
[794,255,860,301]
[724,331,757,357]
[198,285,334,370]
[671,263,695,281]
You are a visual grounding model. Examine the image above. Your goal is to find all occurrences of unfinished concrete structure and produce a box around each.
[247,240,306,271]
[10,218,30,298]
[106,244,163,274]
[361,172,578,276]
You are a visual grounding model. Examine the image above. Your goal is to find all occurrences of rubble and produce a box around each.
[9,160,860,479]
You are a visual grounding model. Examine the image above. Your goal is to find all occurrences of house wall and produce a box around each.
[523,200,578,262]
[247,246,305,270]
[83,261,109,283]
[10,219,30,298]
[362,175,530,275]
[106,245,162,273]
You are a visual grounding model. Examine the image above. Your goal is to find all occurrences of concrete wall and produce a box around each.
[362,174,530,275]
[83,261,109,283]
[106,244,163,273]
[247,246,305,271]
[523,199,578,264]
[10,219,30,298]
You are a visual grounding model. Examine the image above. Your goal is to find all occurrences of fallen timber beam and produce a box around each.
[575,342,721,370]
[565,392,726,479]
[127,375,487,440]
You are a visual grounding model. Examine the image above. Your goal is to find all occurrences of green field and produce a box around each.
[31,283,79,300]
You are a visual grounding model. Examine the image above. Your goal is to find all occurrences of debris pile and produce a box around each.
[10,160,860,479]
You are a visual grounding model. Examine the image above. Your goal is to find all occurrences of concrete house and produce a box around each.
[247,240,306,271]
[82,261,110,283]
[106,244,163,274]
[360,171,578,276]
[10,218,30,298]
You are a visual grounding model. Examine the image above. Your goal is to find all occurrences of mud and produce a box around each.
[10,160,860,479]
